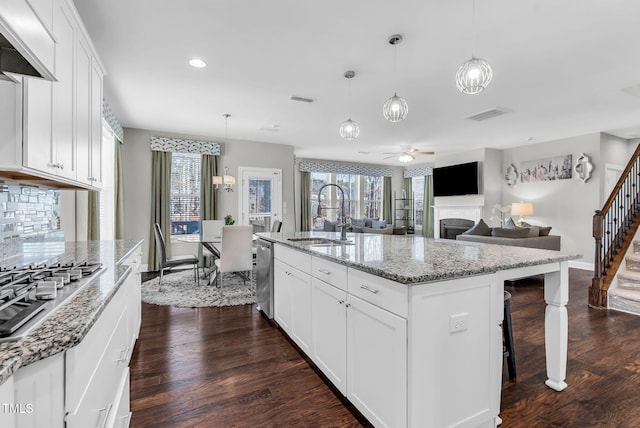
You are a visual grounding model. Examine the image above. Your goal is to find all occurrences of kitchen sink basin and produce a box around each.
[287,237,354,246]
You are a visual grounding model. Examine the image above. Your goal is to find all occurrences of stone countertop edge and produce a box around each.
[256,231,582,285]
[0,240,143,387]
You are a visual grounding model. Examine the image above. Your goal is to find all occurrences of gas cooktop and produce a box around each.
[0,259,106,341]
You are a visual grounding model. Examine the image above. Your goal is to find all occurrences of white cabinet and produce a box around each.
[0,0,104,189]
[22,0,75,180]
[274,258,312,353]
[311,277,347,395]
[65,277,129,428]
[75,30,104,187]
[347,294,407,428]
[0,376,15,428]
[10,353,65,428]
[123,248,142,361]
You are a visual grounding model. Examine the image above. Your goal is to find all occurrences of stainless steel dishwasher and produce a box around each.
[255,238,274,319]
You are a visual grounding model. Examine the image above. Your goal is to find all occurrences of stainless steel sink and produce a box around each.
[287,237,354,246]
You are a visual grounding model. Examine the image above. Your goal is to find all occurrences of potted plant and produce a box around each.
[224,214,235,225]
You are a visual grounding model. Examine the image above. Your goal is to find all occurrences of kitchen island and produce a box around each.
[0,239,142,428]
[258,231,581,428]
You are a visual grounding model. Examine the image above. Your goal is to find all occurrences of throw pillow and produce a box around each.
[364,218,376,227]
[539,226,552,236]
[323,221,337,232]
[527,225,541,237]
[372,220,387,229]
[503,217,517,229]
[492,227,531,238]
[462,218,492,236]
[351,218,365,227]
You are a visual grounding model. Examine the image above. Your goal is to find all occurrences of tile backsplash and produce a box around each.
[0,181,62,259]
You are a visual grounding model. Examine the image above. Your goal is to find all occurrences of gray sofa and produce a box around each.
[455,234,561,250]
[454,218,561,250]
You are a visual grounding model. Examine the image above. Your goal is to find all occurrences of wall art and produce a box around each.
[520,154,573,183]
[574,153,594,183]
[504,163,518,187]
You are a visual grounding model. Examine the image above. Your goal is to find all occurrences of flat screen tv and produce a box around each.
[433,161,479,197]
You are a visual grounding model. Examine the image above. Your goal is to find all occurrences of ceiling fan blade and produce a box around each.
[412,151,435,155]
[383,155,397,159]
[381,152,399,155]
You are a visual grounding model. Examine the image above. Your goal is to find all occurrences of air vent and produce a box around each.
[465,107,509,122]
[290,95,316,103]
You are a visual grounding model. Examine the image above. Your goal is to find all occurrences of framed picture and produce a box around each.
[520,155,573,183]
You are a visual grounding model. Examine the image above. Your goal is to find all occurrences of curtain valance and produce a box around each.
[150,137,221,155]
[103,99,124,142]
[299,160,393,177]
[404,166,433,178]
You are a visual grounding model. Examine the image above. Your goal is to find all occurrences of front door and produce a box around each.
[238,167,282,233]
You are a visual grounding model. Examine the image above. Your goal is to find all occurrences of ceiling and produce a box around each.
[73,0,640,166]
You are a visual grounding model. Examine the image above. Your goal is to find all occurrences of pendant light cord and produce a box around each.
[471,0,477,57]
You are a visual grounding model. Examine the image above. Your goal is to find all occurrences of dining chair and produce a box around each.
[214,225,253,288]
[153,223,199,291]
[201,220,225,278]
[271,220,283,232]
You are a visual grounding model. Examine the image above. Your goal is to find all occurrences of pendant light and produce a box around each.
[213,114,236,192]
[339,70,360,140]
[383,34,408,122]
[456,0,493,94]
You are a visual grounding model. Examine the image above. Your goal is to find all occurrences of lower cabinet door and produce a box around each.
[347,295,407,428]
[274,259,293,333]
[311,278,347,395]
[289,266,312,353]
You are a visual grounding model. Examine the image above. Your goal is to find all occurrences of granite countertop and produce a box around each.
[257,231,582,284]
[0,239,143,386]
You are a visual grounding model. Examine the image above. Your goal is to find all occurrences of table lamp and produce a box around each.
[511,202,533,225]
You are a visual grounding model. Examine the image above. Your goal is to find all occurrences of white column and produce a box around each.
[543,261,569,391]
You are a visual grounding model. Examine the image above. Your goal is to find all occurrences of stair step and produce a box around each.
[626,253,640,272]
[618,271,640,290]
[609,288,640,315]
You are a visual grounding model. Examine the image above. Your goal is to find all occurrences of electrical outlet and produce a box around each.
[449,313,468,333]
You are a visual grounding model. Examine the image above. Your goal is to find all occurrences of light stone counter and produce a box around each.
[257,231,582,284]
[0,240,142,386]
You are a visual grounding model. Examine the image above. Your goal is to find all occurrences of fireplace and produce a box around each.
[440,218,474,240]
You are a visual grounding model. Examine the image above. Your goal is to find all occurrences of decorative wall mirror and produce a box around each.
[504,163,518,187]
[574,153,594,183]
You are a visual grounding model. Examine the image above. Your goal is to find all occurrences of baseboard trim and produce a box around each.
[569,260,593,271]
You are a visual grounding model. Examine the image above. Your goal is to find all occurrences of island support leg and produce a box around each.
[543,261,569,391]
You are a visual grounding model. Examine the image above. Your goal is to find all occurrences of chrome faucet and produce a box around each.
[316,183,349,240]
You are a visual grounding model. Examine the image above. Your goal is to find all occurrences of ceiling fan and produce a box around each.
[383,147,435,163]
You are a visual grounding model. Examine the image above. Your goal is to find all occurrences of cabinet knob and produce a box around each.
[58,163,64,170]
[338,300,344,305]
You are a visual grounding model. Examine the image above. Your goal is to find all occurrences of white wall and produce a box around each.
[120,127,295,269]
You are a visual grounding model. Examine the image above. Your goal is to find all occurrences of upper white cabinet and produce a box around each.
[0,0,104,190]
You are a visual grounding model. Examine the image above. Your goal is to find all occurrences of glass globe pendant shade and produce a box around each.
[339,118,360,140]
[383,93,409,122]
[455,56,493,94]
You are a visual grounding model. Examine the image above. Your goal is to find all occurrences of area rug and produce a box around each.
[142,268,256,308]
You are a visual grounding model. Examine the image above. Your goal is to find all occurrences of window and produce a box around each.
[170,153,201,235]
[310,172,383,229]
[412,176,425,233]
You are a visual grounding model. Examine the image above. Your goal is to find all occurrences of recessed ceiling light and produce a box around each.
[188,58,207,68]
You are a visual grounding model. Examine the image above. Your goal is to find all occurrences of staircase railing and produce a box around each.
[591,143,640,308]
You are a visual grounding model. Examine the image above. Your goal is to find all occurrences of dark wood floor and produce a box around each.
[130,268,640,427]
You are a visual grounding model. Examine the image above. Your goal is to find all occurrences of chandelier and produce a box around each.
[383,34,408,122]
[339,71,360,140]
[455,0,493,94]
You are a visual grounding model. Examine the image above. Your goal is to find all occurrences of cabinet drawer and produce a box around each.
[65,282,128,410]
[312,256,347,291]
[275,244,311,273]
[348,269,408,318]
[66,304,128,427]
